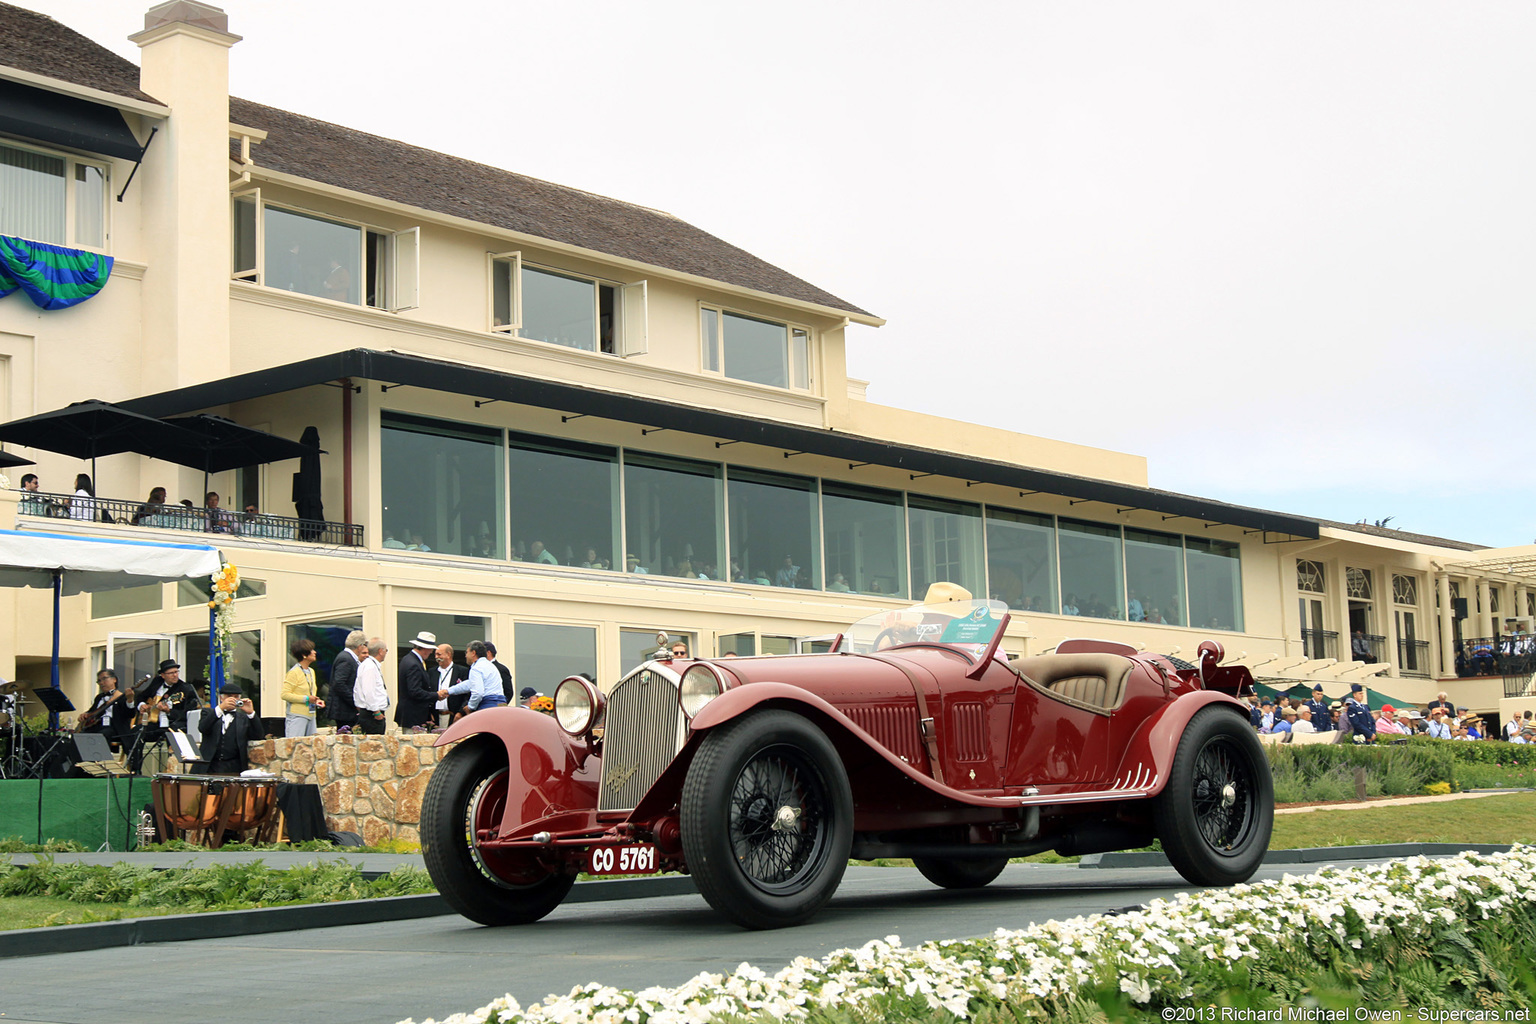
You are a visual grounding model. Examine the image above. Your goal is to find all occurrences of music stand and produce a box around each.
[25,688,75,779]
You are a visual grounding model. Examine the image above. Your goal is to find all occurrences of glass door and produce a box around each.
[106,633,173,696]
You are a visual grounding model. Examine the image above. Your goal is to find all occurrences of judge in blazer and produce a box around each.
[395,631,446,731]
[328,631,367,732]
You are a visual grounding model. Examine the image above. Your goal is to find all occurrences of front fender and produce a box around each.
[436,708,601,839]
[1114,691,1251,797]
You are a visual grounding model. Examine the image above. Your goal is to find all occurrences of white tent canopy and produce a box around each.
[0,529,221,595]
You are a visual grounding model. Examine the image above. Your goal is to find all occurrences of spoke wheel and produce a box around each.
[421,737,575,925]
[682,710,852,929]
[1154,707,1273,887]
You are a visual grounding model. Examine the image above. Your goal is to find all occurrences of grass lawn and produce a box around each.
[0,897,176,930]
[1269,791,1536,849]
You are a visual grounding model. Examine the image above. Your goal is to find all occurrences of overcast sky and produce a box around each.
[29,1,1536,548]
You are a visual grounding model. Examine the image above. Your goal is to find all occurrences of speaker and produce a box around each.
[1453,597,1469,620]
[71,732,115,763]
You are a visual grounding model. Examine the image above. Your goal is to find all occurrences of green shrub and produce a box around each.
[1265,741,1455,801]
[1408,734,1536,767]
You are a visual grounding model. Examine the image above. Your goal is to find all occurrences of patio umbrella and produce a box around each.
[159,414,324,500]
[0,400,205,482]
[0,451,34,469]
[291,426,324,540]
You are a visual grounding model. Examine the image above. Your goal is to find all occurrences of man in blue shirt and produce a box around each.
[446,640,507,711]
[1303,685,1333,731]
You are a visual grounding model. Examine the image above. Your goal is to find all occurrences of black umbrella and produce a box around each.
[0,451,34,470]
[292,425,324,540]
[160,414,325,499]
[0,399,206,482]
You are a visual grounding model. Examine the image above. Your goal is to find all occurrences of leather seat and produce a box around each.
[1007,652,1134,714]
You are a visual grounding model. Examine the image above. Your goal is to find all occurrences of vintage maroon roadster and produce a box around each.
[421,589,1273,929]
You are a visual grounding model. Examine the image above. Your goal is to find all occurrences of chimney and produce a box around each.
[129,3,240,389]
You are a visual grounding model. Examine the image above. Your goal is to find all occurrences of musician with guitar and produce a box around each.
[79,669,130,751]
[127,659,199,773]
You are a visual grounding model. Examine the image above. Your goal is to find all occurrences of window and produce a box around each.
[623,452,723,579]
[231,192,418,310]
[489,254,647,356]
[1345,567,1373,601]
[821,482,906,598]
[727,467,819,589]
[381,413,504,558]
[1058,518,1124,620]
[985,508,1056,614]
[700,306,812,390]
[908,496,984,600]
[1297,559,1326,594]
[184,629,261,707]
[398,612,490,664]
[0,140,106,248]
[1187,538,1243,632]
[177,577,265,605]
[513,623,597,696]
[761,635,797,656]
[91,583,162,618]
[285,616,362,727]
[1125,528,1186,626]
[620,628,696,674]
[1392,574,1418,606]
[507,432,619,570]
[718,632,756,657]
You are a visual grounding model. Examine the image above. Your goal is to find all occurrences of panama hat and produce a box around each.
[410,630,438,650]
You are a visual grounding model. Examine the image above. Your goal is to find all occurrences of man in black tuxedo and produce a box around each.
[485,642,514,704]
[128,660,200,772]
[329,631,367,733]
[200,682,264,775]
[433,642,469,728]
[80,669,131,751]
[395,631,446,731]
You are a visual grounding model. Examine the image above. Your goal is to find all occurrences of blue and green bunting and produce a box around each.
[0,234,114,310]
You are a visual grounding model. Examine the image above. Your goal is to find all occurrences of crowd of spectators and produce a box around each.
[1247,684,1535,744]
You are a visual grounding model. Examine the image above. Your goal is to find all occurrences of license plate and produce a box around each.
[586,843,660,876]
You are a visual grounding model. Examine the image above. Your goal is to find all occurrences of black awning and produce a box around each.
[120,348,1322,539]
[0,79,146,162]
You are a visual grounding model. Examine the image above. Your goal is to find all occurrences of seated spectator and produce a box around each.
[529,540,557,565]
[625,553,648,574]
[580,547,609,570]
[204,491,232,533]
[775,556,802,588]
[1062,594,1080,616]
[382,530,408,549]
[408,532,431,552]
[16,473,56,516]
[826,572,851,593]
[1375,704,1403,735]
[1350,629,1376,663]
[1425,708,1452,739]
[70,473,97,522]
[1272,709,1294,735]
[752,568,772,586]
[1292,705,1317,734]
[133,487,168,525]
[1463,715,1484,740]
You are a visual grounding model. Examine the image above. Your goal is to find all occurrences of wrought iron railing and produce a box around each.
[1397,638,1432,678]
[1504,674,1536,700]
[16,491,363,546]
[1457,635,1536,681]
[1350,632,1387,664]
[1301,628,1338,661]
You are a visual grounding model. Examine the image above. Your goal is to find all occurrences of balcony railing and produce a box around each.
[1350,632,1387,664]
[1301,628,1338,661]
[1397,638,1432,678]
[17,491,363,546]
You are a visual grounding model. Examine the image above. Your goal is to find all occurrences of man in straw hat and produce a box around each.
[395,631,447,733]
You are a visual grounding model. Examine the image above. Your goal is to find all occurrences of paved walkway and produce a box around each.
[1274,787,1531,815]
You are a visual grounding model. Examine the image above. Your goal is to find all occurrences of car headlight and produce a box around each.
[679,664,726,719]
[554,676,603,737]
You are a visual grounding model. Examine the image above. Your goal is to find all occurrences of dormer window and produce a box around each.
[489,253,647,356]
[700,304,811,391]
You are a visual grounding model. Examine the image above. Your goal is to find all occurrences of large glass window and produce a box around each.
[263,205,362,304]
[1058,518,1124,620]
[985,508,1057,613]
[727,467,819,588]
[620,628,697,674]
[1187,538,1244,632]
[0,141,105,248]
[184,629,262,710]
[91,583,162,619]
[520,266,614,353]
[286,615,362,728]
[623,452,723,579]
[821,482,906,598]
[513,623,597,696]
[1125,528,1186,626]
[397,612,490,662]
[507,432,618,568]
[178,577,265,606]
[908,496,984,600]
[381,413,504,559]
[701,307,811,391]
[718,632,756,657]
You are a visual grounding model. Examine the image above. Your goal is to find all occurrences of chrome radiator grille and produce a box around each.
[598,668,684,811]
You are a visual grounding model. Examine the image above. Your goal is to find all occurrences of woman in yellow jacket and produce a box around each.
[281,638,325,737]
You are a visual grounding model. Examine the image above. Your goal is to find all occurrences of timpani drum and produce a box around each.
[151,773,278,847]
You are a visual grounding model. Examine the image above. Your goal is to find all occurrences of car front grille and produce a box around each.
[598,667,684,811]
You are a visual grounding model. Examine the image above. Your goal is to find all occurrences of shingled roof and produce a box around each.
[0,3,159,104]
[228,97,873,318]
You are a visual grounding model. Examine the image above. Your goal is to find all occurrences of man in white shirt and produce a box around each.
[352,637,390,734]
[1426,708,1452,739]
[446,641,506,711]
[1291,705,1317,734]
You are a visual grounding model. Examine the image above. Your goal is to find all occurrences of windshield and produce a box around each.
[843,598,1008,655]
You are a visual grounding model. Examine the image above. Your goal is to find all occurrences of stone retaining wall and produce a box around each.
[247,734,448,846]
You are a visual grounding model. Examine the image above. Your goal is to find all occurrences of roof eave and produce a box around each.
[244,165,884,328]
[0,64,167,118]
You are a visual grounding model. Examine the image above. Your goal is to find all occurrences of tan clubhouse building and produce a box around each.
[0,1,1532,729]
